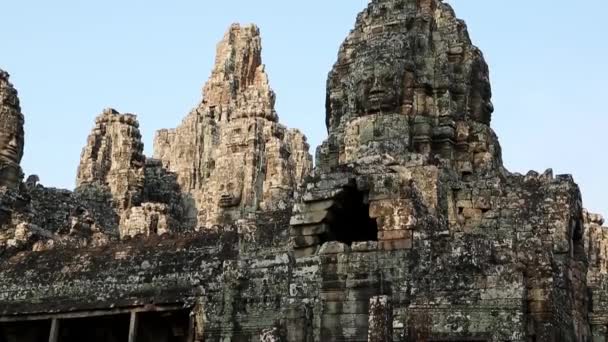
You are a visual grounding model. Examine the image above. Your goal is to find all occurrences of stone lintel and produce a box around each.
[379,238,412,251]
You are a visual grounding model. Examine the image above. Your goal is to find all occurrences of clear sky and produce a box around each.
[2,0,607,217]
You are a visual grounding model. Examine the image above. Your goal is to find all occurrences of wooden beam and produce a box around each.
[0,304,187,322]
[48,318,60,342]
[128,311,138,342]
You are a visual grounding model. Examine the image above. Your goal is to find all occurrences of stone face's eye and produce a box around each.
[355,75,370,88]
[382,72,393,84]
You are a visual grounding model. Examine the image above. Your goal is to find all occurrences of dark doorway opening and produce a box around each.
[0,320,51,342]
[137,310,191,342]
[59,314,129,342]
[322,184,378,245]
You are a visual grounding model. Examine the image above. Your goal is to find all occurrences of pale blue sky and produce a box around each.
[2,1,607,216]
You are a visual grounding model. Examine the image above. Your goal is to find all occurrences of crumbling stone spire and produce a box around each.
[154,23,312,228]
[0,69,25,189]
[76,109,185,238]
[199,23,278,122]
[76,108,146,212]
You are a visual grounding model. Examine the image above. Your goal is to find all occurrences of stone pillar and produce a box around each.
[128,311,139,342]
[286,305,312,342]
[48,318,60,342]
[433,117,456,160]
[592,324,607,342]
[193,298,206,342]
[368,295,393,342]
[412,116,432,155]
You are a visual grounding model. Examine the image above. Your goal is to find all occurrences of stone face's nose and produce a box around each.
[370,70,384,94]
[8,135,18,148]
[486,101,495,115]
[372,75,381,89]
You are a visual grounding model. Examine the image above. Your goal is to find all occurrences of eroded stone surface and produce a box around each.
[76,108,146,213]
[76,109,187,238]
[368,296,393,342]
[154,24,312,227]
[0,183,115,254]
[320,0,500,175]
[120,202,175,238]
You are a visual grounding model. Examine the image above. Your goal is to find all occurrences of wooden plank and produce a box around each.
[48,318,60,342]
[128,311,138,342]
[0,304,187,322]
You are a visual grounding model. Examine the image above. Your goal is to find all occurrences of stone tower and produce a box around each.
[319,0,500,174]
[76,109,184,238]
[154,24,312,228]
[291,0,590,340]
[76,108,146,213]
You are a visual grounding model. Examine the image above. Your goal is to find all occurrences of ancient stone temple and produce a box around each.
[0,0,606,341]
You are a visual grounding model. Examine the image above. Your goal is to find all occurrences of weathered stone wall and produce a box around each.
[0,185,114,254]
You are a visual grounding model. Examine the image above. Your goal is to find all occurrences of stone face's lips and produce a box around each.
[219,194,238,208]
[0,149,18,163]
[367,91,386,102]
[366,91,395,111]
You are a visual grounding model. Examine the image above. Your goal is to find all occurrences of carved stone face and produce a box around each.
[469,83,494,125]
[468,59,494,124]
[0,71,25,188]
[0,130,23,165]
[218,176,243,208]
[0,113,24,188]
[353,57,403,115]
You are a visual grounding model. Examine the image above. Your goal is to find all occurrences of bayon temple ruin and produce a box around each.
[0,0,606,341]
